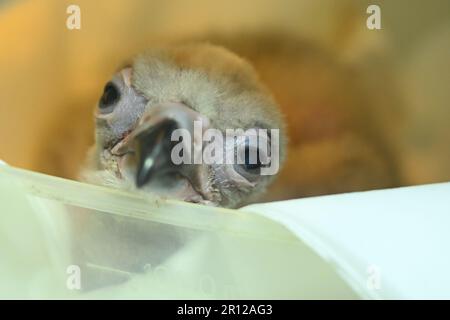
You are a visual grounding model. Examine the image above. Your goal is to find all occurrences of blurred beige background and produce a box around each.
[0,0,449,188]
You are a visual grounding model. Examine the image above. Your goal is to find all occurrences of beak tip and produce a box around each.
[135,167,151,188]
[135,176,145,188]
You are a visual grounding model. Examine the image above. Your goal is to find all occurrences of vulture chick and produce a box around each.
[80,43,286,208]
[37,35,400,206]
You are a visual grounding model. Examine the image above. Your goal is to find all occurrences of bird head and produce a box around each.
[82,43,286,208]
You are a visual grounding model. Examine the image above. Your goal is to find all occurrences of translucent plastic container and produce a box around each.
[1,163,449,299]
[0,164,357,299]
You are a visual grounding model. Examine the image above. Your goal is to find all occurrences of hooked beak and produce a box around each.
[134,118,179,187]
[113,102,211,200]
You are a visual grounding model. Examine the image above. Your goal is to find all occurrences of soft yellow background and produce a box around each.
[0,0,449,185]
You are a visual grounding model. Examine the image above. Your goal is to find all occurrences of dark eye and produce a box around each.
[243,145,262,171]
[99,82,120,110]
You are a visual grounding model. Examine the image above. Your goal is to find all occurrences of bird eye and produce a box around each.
[234,142,263,180]
[243,145,262,172]
[99,82,120,111]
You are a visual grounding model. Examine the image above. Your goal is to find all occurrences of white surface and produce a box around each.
[244,183,450,299]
